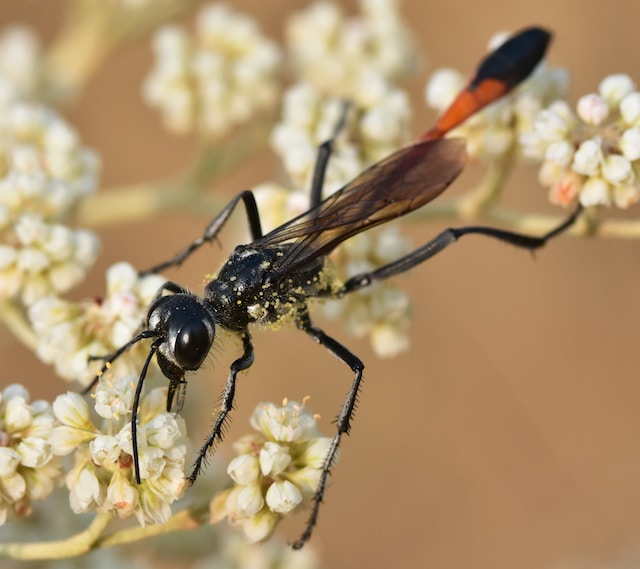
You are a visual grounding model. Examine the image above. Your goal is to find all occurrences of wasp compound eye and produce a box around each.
[174,318,215,370]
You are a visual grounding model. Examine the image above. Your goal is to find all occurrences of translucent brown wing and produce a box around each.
[252,137,467,276]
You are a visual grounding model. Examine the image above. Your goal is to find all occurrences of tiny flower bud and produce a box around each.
[52,392,92,428]
[265,480,302,514]
[602,154,634,186]
[0,447,20,477]
[576,93,609,126]
[620,92,640,125]
[90,435,121,467]
[599,74,636,106]
[572,139,603,176]
[548,173,582,207]
[106,470,138,518]
[424,68,464,109]
[620,128,640,160]
[533,107,570,141]
[545,140,574,168]
[228,454,260,485]
[16,437,51,468]
[259,442,292,476]
[242,508,278,543]
[579,177,611,207]
[4,396,32,431]
[236,483,265,516]
[68,465,102,512]
[613,185,640,208]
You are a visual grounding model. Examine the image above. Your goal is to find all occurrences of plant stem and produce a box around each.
[0,300,37,352]
[0,513,112,560]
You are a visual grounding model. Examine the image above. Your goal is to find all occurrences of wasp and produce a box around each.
[89,26,579,547]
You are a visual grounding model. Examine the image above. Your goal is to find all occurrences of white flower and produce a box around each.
[259,442,292,476]
[286,0,416,103]
[0,101,100,304]
[620,127,640,160]
[620,92,640,125]
[0,384,61,525]
[29,262,165,386]
[0,212,99,305]
[521,73,640,209]
[143,3,281,137]
[228,454,260,485]
[255,80,416,356]
[211,399,332,543]
[265,480,302,514]
[599,74,636,107]
[572,140,603,176]
[323,227,412,357]
[52,382,188,526]
[576,93,609,125]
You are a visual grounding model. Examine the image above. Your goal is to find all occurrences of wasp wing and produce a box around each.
[253,137,467,276]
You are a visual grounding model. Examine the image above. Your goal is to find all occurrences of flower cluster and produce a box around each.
[521,74,640,208]
[286,0,416,104]
[0,384,61,525]
[254,81,413,355]
[28,262,166,387]
[0,102,101,305]
[323,226,413,356]
[425,30,569,160]
[50,377,187,525]
[210,399,333,543]
[143,3,282,137]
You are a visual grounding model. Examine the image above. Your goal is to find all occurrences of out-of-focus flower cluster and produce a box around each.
[520,74,640,208]
[425,30,569,160]
[0,102,101,305]
[143,3,282,137]
[0,384,61,525]
[323,226,413,356]
[287,0,416,104]
[210,399,332,543]
[50,377,187,525]
[256,81,411,229]
[254,77,414,356]
[28,262,166,387]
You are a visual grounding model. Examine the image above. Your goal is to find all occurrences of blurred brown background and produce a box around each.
[2,1,640,568]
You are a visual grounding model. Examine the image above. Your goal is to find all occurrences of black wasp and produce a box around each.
[88,27,581,548]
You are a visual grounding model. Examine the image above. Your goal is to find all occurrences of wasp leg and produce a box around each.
[292,312,364,550]
[141,190,263,276]
[188,331,255,484]
[308,100,351,209]
[337,205,582,294]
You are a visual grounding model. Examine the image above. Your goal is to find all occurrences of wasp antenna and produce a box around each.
[131,338,163,484]
[84,329,159,394]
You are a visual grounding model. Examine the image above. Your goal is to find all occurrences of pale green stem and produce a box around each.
[0,506,210,560]
[0,300,37,352]
[457,158,514,218]
[46,0,206,100]
[96,505,210,548]
[76,112,275,228]
[0,513,112,560]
